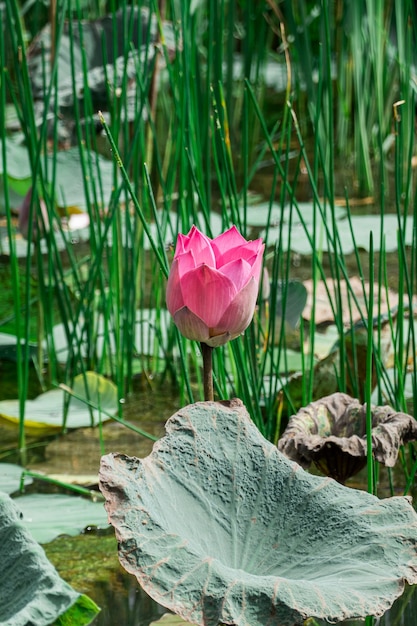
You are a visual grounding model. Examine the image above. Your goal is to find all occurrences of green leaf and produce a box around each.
[53,594,100,626]
[99,400,417,626]
[275,280,308,329]
[0,140,31,195]
[0,491,99,626]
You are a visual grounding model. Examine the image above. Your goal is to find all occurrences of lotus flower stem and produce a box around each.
[201,342,214,401]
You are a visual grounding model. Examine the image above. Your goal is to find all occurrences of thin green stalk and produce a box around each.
[19,471,103,499]
[57,382,158,440]
[0,5,26,456]
[366,234,375,495]
[201,342,214,402]
[98,112,169,277]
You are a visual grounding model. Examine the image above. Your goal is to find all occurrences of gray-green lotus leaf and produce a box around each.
[99,399,417,626]
[278,392,417,483]
[0,491,99,626]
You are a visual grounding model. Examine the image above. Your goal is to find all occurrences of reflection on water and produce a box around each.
[44,532,166,626]
[91,577,166,626]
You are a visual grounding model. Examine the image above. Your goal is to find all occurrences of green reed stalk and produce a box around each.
[98,113,168,276]
[366,234,375,495]
[200,343,214,402]
[19,470,102,499]
[3,0,68,455]
[0,6,26,456]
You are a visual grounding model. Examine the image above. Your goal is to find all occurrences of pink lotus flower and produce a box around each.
[166,225,264,347]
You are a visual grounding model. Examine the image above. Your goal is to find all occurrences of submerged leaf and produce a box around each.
[0,491,99,626]
[99,400,417,626]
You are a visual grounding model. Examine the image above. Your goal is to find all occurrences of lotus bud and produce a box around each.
[166,225,265,347]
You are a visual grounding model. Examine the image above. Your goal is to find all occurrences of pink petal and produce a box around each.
[213,277,259,338]
[174,232,189,256]
[248,244,265,283]
[173,307,210,342]
[176,250,197,279]
[211,225,248,259]
[166,259,184,316]
[176,226,215,267]
[216,239,264,269]
[181,264,237,327]
[219,258,253,292]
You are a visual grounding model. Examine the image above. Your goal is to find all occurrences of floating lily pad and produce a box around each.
[0,463,32,494]
[0,332,38,360]
[244,202,347,230]
[0,139,116,210]
[0,491,99,625]
[263,212,415,255]
[99,399,417,626]
[302,277,405,325]
[0,372,118,437]
[372,367,417,410]
[274,280,307,329]
[282,304,397,408]
[13,492,109,544]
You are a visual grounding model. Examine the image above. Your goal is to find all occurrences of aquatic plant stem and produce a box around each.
[201,342,214,401]
[366,234,375,495]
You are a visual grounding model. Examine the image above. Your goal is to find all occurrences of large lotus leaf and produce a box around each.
[99,399,417,626]
[0,491,99,626]
[0,372,118,437]
[278,392,417,483]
